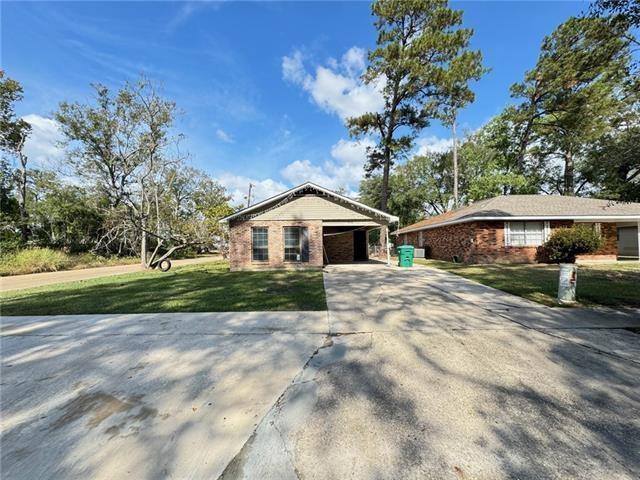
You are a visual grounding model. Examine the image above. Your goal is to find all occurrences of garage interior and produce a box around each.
[322,226,373,264]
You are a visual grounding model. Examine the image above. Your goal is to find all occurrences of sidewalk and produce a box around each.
[0,255,221,292]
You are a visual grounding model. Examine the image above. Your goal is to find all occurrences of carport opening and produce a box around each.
[323,226,373,264]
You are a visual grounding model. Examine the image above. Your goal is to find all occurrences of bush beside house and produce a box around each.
[538,226,603,264]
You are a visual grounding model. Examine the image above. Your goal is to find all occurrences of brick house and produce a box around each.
[393,195,640,263]
[220,182,399,271]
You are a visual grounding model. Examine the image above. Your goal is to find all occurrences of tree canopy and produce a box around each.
[347,0,484,212]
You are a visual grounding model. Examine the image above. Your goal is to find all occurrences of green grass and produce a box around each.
[0,248,139,276]
[415,259,640,308]
[0,261,327,315]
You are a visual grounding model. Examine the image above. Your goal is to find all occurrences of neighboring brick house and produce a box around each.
[221,182,399,271]
[393,195,640,264]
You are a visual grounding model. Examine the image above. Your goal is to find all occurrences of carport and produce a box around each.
[322,224,381,264]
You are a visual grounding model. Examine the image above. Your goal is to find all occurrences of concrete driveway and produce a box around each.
[227,264,640,480]
[2,263,640,479]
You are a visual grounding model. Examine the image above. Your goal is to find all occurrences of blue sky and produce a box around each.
[3,1,592,203]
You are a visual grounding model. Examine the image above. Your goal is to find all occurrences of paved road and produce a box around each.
[0,255,222,292]
[2,264,639,479]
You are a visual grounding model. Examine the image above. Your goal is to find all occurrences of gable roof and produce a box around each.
[220,181,399,223]
[395,195,640,235]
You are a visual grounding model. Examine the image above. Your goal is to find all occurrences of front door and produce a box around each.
[353,230,368,261]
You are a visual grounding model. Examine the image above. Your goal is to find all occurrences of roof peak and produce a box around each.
[220,181,399,223]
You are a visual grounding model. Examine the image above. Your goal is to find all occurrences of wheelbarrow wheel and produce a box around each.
[159,259,172,272]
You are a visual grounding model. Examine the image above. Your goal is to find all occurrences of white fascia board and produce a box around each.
[394,215,640,235]
[323,220,382,226]
[220,181,399,223]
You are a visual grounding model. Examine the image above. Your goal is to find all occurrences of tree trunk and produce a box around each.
[452,119,458,209]
[563,151,575,196]
[379,78,401,214]
[381,148,391,212]
[140,215,148,268]
[18,151,28,243]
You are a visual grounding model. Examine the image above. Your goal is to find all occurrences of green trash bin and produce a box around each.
[397,245,414,267]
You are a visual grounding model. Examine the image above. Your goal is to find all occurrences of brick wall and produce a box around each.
[323,227,354,263]
[576,222,617,262]
[422,223,476,262]
[397,220,618,264]
[229,219,323,271]
[470,220,573,263]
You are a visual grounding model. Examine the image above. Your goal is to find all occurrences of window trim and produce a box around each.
[251,226,269,262]
[504,221,550,247]
[283,226,309,263]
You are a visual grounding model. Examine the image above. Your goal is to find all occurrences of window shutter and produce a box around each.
[504,222,510,246]
[301,227,309,262]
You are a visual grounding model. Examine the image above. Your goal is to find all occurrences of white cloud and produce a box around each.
[282,47,384,120]
[21,114,65,167]
[415,136,452,155]
[219,137,372,207]
[217,173,288,206]
[280,138,373,196]
[215,128,234,144]
[282,50,307,85]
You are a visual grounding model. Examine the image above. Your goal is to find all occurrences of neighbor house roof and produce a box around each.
[394,195,640,235]
[220,181,400,223]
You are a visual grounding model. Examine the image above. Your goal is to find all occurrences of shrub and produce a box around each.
[0,230,22,253]
[0,248,71,276]
[539,225,603,264]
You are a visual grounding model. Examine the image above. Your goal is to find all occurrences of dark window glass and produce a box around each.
[284,227,301,261]
[252,227,268,261]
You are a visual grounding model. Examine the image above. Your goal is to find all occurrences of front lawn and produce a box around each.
[0,261,327,315]
[0,248,140,276]
[415,259,640,308]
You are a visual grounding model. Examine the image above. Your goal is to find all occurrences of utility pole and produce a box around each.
[246,183,254,207]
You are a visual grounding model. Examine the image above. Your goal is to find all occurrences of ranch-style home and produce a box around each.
[394,195,640,264]
[220,182,398,271]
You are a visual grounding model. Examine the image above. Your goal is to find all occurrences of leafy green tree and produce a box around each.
[509,16,632,195]
[28,170,104,252]
[0,158,19,224]
[56,79,180,266]
[581,118,640,201]
[347,0,483,213]
[0,70,32,241]
[590,0,640,27]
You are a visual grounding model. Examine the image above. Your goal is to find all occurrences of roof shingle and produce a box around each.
[395,195,640,234]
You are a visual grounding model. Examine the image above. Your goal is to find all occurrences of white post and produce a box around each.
[637,221,640,262]
[386,225,391,266]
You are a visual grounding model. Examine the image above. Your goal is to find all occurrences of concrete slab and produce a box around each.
[0,312,326,479]
[238,329,640,479]
[225,263,640,479]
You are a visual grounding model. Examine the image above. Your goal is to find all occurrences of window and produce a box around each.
[284,226,309,262]
[505,221,549,247]
[252,227,269,261]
